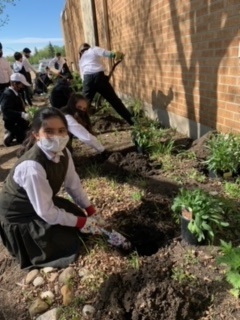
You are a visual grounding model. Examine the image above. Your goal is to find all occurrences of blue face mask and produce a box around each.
[39,135,69,153]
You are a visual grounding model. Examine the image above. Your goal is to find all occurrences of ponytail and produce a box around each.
[17,130,36,158]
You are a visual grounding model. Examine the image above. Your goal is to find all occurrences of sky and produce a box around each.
[0,0,66,56]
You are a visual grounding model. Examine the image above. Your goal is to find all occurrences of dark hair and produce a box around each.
[56,52,61,57]
[17,107,68,157]
[61,93,86,116]
[14,52,22,61]
[79,43,90,57]
[61,93,93,133]
[23,47,31,54]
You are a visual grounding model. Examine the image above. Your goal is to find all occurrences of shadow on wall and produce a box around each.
[152,87,174,128]
[169,0,239,137]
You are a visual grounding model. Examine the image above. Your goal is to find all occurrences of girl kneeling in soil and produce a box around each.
[0,107,102,270]
[61,93,105,153]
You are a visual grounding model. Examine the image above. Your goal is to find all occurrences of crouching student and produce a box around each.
[1,73,30,146]
[61,93,105,153]
[0,107,102,269]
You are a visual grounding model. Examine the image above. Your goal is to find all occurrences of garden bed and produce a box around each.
[0,105,240,319]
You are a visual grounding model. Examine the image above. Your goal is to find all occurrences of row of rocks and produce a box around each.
[24,266,95,319]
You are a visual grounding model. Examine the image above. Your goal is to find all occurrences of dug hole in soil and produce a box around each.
[0,104,239,320]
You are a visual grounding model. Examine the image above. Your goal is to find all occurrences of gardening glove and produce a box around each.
[85,205,106,227]
[76,216,101,235]
[114,51,124,61]
[21,112,29,121]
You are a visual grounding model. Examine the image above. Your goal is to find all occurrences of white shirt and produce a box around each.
[79,46,112,80]
[22,56,37,73]
[13,61,23,73]
[13,146,91,227]
[0,57,12,84]
[66,114,104,153]
[48,56,65,74]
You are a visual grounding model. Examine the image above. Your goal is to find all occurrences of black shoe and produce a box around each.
[3,131,14,147]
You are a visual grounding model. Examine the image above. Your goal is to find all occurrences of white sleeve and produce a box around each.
[78,60,84,80]
[66,114,105,153]
[92,46,112,57]
[48,57,59,74]
[23,59,37,73]
[13,160,78,227]
[64,149,91,208]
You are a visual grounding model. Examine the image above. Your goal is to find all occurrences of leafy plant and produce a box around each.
[217,240,240,298]
[223,178,240,199]
[171,266,195,283]
[171,189,229,242]
[131,117,173,155]
[70,71,82,93]
[128,251,140,270]
[205,133,240,174]
[187,169,206,183]
[26,106,39,123]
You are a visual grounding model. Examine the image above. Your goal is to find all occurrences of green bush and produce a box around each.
[205,133,240,174]
[217,240,240,298]
[171,188,229,242]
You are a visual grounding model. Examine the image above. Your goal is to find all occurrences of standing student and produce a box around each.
[0,42,12,100]
[78,43,133,125]
[13,52,32,106]
[61,93,105,153]
[0,107,102,269]
[22,48,38,105]
[1,73,30,146]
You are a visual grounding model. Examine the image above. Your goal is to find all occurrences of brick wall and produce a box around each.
[62,0,240,137]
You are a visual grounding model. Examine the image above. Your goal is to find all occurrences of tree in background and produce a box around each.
[48,42,55,58]
[6,44,65,64]
[0,0,17,27]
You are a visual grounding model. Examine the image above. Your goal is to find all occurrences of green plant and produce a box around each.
[70,71,82,93]
[131,191,143,201]
[26,106,39,123]
[217,240,240,298]
[176,150,197,160]
[131,117,173,155]
[187,169,206,183]
[205,133,240,174]
[171,189,229,242]
[223,178,240,199]
[128,251,140,270]
[171,266,195,283]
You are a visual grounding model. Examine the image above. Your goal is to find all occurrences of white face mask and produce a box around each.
[39,135,69,153]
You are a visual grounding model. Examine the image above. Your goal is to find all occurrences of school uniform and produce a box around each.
[63,113,104,153]
[0,143,91,269]
[22,56,37,85]
[1,87,29,143]
[13,61,32,106]
[79,46,133,125]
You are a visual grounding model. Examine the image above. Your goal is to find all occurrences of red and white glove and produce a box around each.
[76,216,101,235]
[85,205,105,227]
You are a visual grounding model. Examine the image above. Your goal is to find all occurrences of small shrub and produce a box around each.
[217,240,240,298]
[171,189,229,242]
[205,133,240,174]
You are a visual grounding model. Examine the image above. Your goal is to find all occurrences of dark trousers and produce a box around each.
[83,72,133,125]
[4,118,29,143]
